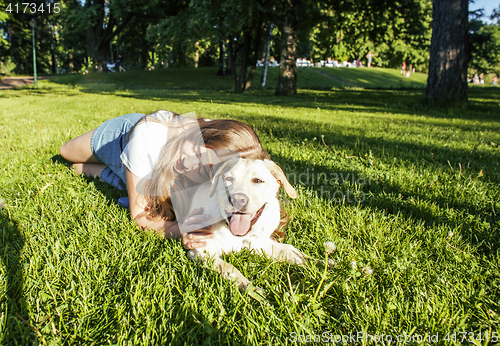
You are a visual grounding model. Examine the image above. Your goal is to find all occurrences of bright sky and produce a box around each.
[470,0,499,21]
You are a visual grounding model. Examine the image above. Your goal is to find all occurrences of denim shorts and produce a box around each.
[90,113,145,188]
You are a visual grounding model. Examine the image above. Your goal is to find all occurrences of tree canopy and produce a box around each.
[1,0,499,96]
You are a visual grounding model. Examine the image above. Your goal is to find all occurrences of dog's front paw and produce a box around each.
[280,244,308,265]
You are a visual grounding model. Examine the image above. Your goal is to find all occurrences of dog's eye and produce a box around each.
[224,176,234,183]
[252,178,264,184]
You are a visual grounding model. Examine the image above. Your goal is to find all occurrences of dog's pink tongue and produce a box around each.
[229,213,251,236]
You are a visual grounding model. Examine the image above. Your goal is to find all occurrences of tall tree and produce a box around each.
[275,0,320,95]
[84,0,134,72]
[59,0,88,72]
[468,16,500,74]
[425,0,468,105]
[275,0,299,95]
[261,23,274,87]
[310,0,432,70]
[187,0,274,93]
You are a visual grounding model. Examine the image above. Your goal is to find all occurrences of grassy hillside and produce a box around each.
[49,65,429,91]
[318,67,428,89]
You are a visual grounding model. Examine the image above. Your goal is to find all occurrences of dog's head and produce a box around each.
[209,158,296,237]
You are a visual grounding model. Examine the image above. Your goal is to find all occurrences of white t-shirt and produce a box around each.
[120,110,190,179]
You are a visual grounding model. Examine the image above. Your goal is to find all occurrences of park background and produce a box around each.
[0,0,499,90]
[1,0,500,344]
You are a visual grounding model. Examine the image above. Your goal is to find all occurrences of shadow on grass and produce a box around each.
[57,84,500,124]
[232,112,500,184]
[0,214,37,344]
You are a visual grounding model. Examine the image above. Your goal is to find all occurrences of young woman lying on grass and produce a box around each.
[59,111,270,250]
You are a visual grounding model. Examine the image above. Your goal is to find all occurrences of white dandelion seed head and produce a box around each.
[362,266,373,276]
[0,199,5,211]
[323,242,336,254]
[351,259,357,269]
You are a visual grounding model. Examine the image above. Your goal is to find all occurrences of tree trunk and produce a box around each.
[177,44,187,66]
[275,1,299,96]
[226,41,233,76]
[69,53,74,73]
[261,23,274,87]
[194,41,199,68]
[50,26,58,74]
[217,41,225,76]
[85,0,131,73]
[109,42,114,62]
[95,47,108,73]
[228,38,237,84]
[244,23,263,92]
[235,29,252,93]
[141,26,148,69]
[425,0,468,105]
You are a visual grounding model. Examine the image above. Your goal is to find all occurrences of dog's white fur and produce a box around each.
[186,159,306,291]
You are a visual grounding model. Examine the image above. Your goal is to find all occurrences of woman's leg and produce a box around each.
[61,113,144,187]
[60,129,107,177]
[60,129,99,163]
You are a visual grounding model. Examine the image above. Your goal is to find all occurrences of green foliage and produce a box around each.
[56,0,88,72]
[0,0,12,63]
[308,0,433,69]
[468,18,500,74]
[0,58,15,76]
[0,0,62,75]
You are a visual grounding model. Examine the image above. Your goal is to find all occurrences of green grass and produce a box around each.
[318,67,429,89]
[1,68,499,344]
[48,66,432,91]
[49,66,340,91]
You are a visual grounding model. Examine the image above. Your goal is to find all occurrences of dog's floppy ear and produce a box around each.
[263,159,297,199]
[209,159,235,198]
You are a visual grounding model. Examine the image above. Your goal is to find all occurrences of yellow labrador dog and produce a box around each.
[185,159,306,291]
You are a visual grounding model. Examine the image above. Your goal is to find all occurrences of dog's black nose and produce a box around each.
[228,193,249,211]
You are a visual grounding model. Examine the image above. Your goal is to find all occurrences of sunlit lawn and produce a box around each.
[318,66,428,89]
[0,68,499,344]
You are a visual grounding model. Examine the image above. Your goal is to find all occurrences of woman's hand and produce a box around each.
[181,207,214,250]
[176,142,221,184]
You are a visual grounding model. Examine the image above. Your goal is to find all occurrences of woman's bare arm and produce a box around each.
[126,168,180,238]
[125,168,213,248]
